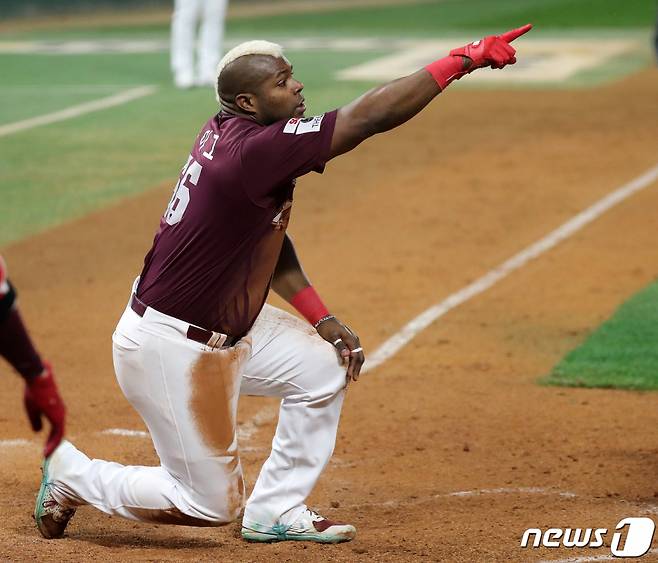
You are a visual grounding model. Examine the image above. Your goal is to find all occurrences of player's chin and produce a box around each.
[292,103,306,118]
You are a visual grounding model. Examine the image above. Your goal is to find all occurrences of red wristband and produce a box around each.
[424,55,467,91]
[290,286,330,326]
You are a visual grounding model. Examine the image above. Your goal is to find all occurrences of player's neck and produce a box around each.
[220,105,261,124]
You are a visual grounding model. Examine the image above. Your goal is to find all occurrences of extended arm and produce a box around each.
[329,24,532,159]
[328,69,443,159]
[272,234,365,381]
[0,256,66,458]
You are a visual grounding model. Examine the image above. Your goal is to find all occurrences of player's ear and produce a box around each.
[235,93,257,115]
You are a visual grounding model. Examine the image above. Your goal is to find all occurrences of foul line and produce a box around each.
[337,487,578,510]
[0,85,157,138]
[4,165,658,457]
[102,428,149,438]
[363,162,658,373]
[0,439,34,448]
[540,549,658,563]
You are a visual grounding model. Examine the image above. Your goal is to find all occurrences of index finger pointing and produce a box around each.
[500,23,532,43]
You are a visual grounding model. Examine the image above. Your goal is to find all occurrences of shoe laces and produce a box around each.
[42,495,75,522]
[287,509,324,533]
[306,508,324,523]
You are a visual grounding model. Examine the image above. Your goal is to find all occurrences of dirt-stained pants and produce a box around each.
[48,288,346,529]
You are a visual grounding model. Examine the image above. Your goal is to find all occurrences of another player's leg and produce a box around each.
[196,0,228,87]
[171,0,201,88]
[239,305,355,543]
[35,291,249,538]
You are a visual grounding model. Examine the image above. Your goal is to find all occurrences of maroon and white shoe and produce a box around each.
[34,445,76,539]
[242,508,356,543]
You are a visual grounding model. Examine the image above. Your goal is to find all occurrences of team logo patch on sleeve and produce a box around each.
[283,115,325,135]
[283,118,301,134]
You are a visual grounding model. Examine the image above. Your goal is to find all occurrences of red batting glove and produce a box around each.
[24,361,66,458]
[450,24,532,71]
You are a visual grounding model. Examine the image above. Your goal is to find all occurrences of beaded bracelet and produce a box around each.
[313,314,336,329]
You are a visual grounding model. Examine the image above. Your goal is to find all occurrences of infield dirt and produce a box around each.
[1,69,658,561]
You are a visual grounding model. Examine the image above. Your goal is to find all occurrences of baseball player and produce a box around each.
[0,255,66,458]
[35,25,532,543]
[171,0,229,88]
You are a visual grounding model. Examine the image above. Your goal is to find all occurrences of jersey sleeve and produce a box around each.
[240,110,337,207]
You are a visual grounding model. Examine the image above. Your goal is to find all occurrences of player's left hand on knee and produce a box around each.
[24,362,66,458]
[315,317,365,382]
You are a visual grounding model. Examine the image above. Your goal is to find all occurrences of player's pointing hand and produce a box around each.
[449,23,532,71]
[501,24,533,44]
[315,317,365,383]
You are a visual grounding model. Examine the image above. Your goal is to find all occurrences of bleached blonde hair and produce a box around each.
[215,40,286,103]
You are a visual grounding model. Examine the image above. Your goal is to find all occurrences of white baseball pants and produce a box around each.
[171,0,228,85]
[48,291,347,529]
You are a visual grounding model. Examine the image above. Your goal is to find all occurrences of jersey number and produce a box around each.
[164,156,202,225]
[163,130,219,225]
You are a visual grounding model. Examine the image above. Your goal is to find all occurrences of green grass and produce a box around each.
[227,0,655,37]
[545,282,658,390]
[0,53,168,125]
[0,0,654,246]
[0,49,382,246]
[1,0,656,392]
[3,0,654,40]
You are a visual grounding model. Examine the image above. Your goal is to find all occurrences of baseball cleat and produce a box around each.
[241,508,356,543]
[34,451,76,539]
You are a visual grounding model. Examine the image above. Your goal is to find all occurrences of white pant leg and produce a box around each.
[47,441,216,525]
[240,305,347,529]
[49,304,251,525]
[171,0,201,85]
[197,0,228,83]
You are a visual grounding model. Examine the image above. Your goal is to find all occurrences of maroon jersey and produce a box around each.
[137,110,337,336]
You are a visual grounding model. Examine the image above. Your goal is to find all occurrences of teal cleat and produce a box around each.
[34,446,76,539]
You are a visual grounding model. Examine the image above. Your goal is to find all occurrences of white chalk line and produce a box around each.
[362,162,658,373]
[540,549,658,563]
[337,487,578,510]
[3,156,658,540]
[0,84,147,92]
[0,406,279,448]
[448,487,577,499]
[93,406,279,444]
[236,405,278,443]
[102,428,149,438]
[0,85,157,138]
[5,164,658,455]
[0,439,36,448]
[0,429,271,453]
